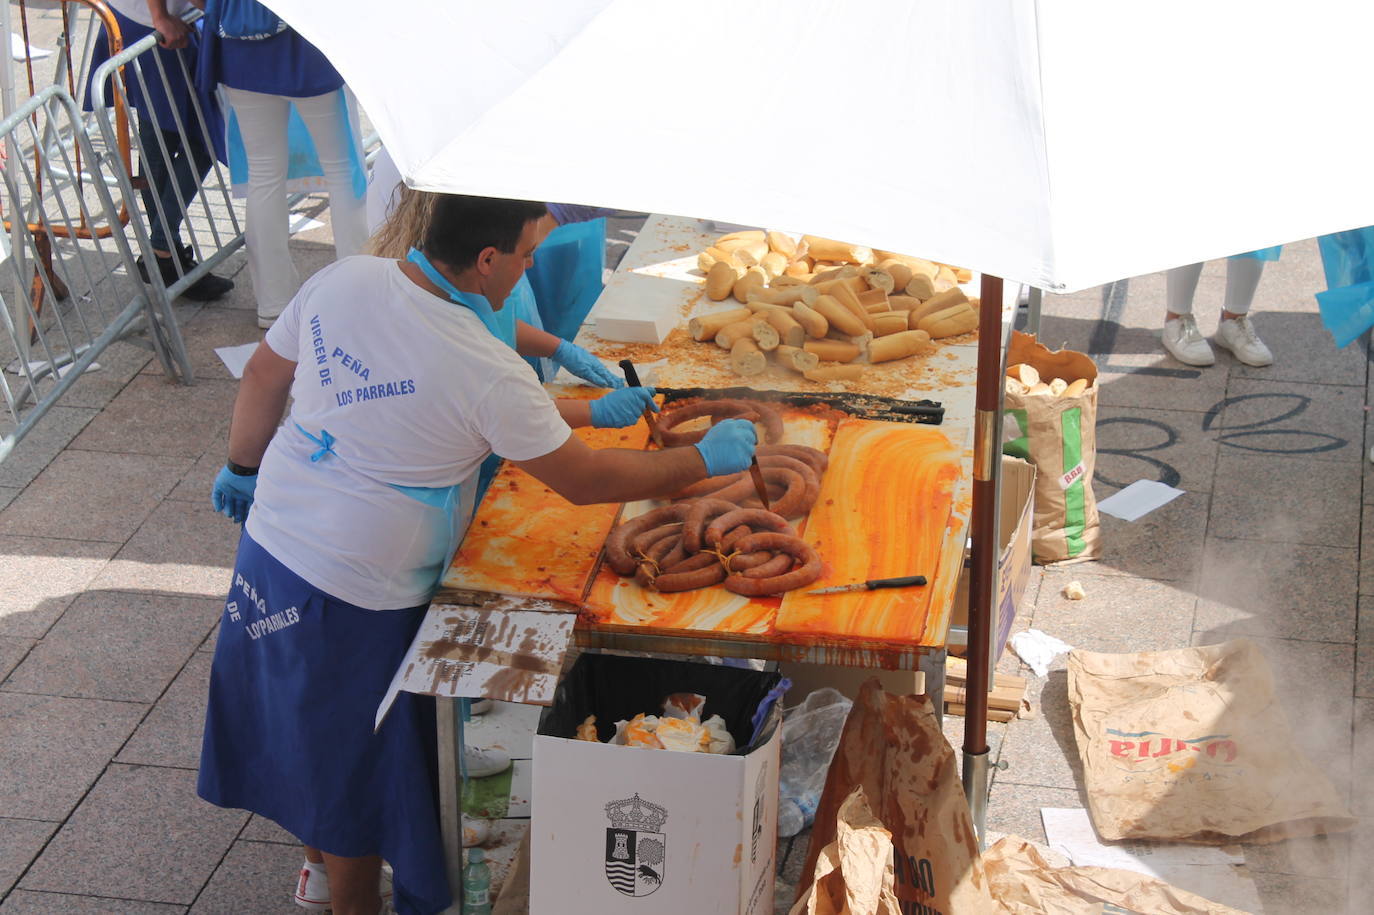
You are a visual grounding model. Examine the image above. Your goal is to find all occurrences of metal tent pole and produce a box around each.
[962,273,1004,846]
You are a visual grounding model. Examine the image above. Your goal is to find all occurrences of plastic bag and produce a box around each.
[777,688,853,837]
[1316,227,1374,347]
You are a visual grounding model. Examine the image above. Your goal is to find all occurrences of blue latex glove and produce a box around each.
[212,464,257,524]
[693,418,758,476]
[551,339,623,388]
[589,386,658,429]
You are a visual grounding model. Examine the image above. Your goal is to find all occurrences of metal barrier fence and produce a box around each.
[0,84,182,464]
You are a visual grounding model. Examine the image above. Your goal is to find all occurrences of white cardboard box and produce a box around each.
[530,725,780,914]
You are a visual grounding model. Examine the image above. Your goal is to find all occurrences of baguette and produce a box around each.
[774,344,819,373]
[888,295,922,312]
[696,249,719,273]
[904,272,936,301]
[1049,377,1069,396]
[874,251,938,279]
[791,301,829,338]
[933,265,958,293]
[906,287,968,326]
[1006,363,1040,386]
[732,266,769,304]
[868,329,934,363]
[716,318,780,351]
[766,230,798,259]
[762,307,806,347]
[804,365,865,382]
[730,338,767,376]
[878,259,913,290]
[688,306,753,341]
[861,267,894,293]
[809,264,860,286]
[801,235,875,265]
[705,260,741,301]
[715,230,765,247]
[830,282,878,332]
[760,251,789,280]
[1062,378,1089,398]
[916,302,978,338]
[748,284,819,307]
[811,294,867,336]
[856,288,889,310]
[872,313,909,336]
[803,339,862,362]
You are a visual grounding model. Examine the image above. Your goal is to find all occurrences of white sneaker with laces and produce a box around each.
[1162,314,1215,366]
[1214,314,1274,366]
[464,745,512,779]
[293,861,393,910]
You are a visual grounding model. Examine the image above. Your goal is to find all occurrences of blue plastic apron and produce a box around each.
[525,217,607,343]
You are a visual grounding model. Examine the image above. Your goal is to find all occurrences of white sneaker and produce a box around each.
[1214,314,1274,366]
[468,698,493,716]
[1161,314,1214,366]
[464,745,512,779]
[293,861,393,910]
[463,816,492,847]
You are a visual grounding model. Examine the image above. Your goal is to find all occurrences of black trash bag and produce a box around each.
[540,653,783,755]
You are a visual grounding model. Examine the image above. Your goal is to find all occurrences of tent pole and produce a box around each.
[962,273,1004,847]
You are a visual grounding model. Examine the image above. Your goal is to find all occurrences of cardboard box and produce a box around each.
[951,455,1036,661]
[531,655,782,915]
[783,456,1035,700]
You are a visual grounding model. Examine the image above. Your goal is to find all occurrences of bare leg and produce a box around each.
[304,845,324,865]
[321,851,383,915]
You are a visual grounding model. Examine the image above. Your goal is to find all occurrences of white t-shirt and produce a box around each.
[247,256,572,610]
[106,0,195,30]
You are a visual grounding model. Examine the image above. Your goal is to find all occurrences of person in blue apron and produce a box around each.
[1162,248,1278,367]
[201,192,757,915]
[86,1,234,300]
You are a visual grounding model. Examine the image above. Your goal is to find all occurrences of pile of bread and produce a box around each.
[691,230,979,382]
[1004,363,1089,398]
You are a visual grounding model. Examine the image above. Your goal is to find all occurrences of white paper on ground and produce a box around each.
[288,213,326,235]
[213,342,259,379]
[1040,808,1264,914]
[1097,479,1185,522]
[1009,628,1074,677]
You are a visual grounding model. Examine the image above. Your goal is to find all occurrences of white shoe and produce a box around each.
[1214,314,1274,366]
[468,698,493,715]
[293,861,393,910]
[463,816,492,847]
[257,313,278,330]
[464,745,512,779]
[1162,314,1214,366]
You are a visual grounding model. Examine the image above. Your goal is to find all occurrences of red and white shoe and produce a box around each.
[293,860,393,910]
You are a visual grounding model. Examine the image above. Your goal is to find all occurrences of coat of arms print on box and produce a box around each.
[604,793,668,897]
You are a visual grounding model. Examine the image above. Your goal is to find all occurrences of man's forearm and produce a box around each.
[554,399,593,428]
[515,320,561,358]
[227,371,292,467]
[559,445,707,505]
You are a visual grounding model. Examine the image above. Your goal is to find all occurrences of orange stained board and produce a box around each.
[440,411,653,603]
[774,418,962,645]
[580,411,838,635]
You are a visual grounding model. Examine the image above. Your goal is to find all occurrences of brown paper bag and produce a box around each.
[789,786,902,915]
[983,836,1250,914]
[1068,639,1354,843]
[799,679,993,913]
[1002,331,1100,563]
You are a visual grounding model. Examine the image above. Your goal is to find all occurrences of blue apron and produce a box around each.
[525,217,607,343]
[198,531,450,915]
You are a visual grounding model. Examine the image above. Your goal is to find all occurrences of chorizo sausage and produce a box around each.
[656,399,758,447]
[633,533,679,588]
[682,499,741,553]
[737,552,795,578]
[718,524,753,553]
[723,532,822,595]
[604,504,691,575]
[757,443,828,475]
[654,556,728,592]
[674,471,745,501]
[704,508,796,549]
[738,466,809,518]
[630,522,683,557]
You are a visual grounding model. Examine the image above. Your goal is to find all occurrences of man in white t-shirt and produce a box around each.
[198,193,756,915]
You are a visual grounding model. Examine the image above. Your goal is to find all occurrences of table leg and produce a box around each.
[918,647,947,712]
[436,697,464,915]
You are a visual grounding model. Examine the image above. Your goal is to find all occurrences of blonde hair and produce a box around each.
[367,184,438,259]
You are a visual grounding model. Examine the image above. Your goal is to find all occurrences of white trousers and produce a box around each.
[223,86,369,320]
[1165,257,1263,316]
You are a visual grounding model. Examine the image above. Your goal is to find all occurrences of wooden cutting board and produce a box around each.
[774,418,963,645]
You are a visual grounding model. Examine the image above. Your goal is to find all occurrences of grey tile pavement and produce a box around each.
[0,693,146,821]
[0,536,119,639]
[1093,405,1221,493]
[1194,536,1358,644]
[0,638,34,681]
[187,841,301,915]
[19,764,247,905]
[89,500,240,599]
[140,307,262,384]
[0,891,185,914]
[1207,453,1360,548]
[68,375,238,459]
[1088,491,1210,584]
[1212,377,1366,464]
[1359,599,1374,700]
[117,653,212,770]
[0,819,57,897]
[0,407,99,491]
[2,591,219,703]
[0,451,191,543]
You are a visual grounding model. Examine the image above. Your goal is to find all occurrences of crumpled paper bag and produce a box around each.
[983,836,1250,914]
[1068,639,1354,843]
[788,786,900,915]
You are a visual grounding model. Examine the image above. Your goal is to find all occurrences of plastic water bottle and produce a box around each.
[462,847,492,914]
[777,796,806,837]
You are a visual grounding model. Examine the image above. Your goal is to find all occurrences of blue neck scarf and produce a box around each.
[406,247,516,348]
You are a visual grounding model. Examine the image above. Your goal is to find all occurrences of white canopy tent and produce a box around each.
[264,0,1374,882]
[270,0,1374,293]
